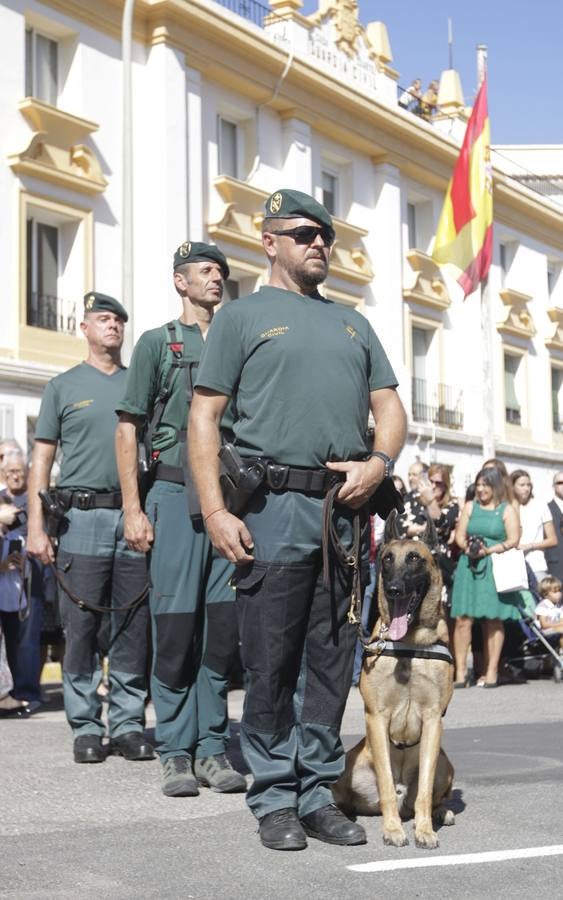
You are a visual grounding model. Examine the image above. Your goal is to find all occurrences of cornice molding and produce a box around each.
[402,249,451,310]
[545,307,563,353]
[497,287,536,341]
[8,98,107,195]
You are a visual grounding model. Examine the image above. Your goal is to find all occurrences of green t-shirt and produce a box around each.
[35,362,126,490]
[196,286,398,468]
[117,322,204,468]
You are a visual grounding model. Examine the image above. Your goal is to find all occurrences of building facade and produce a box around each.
[1,0,562,496]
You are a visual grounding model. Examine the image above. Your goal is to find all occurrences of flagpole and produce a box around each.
[477,44,495,460]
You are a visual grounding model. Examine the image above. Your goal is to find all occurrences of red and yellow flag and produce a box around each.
[432,78,493,298]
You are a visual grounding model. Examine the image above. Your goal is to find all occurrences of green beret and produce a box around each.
[173,241,230,279]
[264,188,333,230]
[83,292,128,322]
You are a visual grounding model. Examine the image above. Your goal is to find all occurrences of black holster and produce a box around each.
[38,489,68,538]
[219,443,266,516]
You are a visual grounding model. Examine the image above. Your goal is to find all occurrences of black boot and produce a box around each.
[73,734,105,763]
[259,808,308,851]
[109,731,155,761]
[301,804,367,845]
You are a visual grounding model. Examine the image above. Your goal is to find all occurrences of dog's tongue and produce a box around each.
[388,596,412,641]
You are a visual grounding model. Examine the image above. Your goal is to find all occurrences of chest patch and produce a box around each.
[71,399,94,410]
[260,326,289,339]
[345,324,357,339]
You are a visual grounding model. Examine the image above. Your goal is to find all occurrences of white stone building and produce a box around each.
[0,0,562,499]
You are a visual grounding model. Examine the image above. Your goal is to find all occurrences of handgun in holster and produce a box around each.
[219,443,266,516]
[39,489,69,538]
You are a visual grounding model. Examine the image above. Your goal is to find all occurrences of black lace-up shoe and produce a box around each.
[109,731,155,761]
[259,808,308,851]
[301,803,367,845]
[73,734,106,764]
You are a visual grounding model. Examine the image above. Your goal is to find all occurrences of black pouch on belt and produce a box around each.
[219,443,266,516]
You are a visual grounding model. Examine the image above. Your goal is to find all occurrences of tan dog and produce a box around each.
[333,512,455,849]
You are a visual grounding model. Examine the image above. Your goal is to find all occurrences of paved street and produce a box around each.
[2,676,562,900]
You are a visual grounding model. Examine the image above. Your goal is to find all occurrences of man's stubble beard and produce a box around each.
[289,257,328,292]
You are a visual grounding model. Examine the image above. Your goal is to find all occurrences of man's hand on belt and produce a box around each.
[27,528,56,566]
[204,509,254,564]
[124,509,154,553]
[326,458,385,509]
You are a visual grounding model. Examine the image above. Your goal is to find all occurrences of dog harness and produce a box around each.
[362,636,454,664]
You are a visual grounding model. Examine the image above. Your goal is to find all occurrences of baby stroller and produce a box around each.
[506,593,563,683]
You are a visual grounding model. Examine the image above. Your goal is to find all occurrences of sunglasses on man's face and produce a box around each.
[269,225,336,247]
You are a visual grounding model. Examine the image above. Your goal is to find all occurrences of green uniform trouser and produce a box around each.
[145,480,238,761]
[57,507,150,738]
[234,489,367,820]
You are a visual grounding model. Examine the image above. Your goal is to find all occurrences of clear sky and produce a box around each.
[300,0,563,146]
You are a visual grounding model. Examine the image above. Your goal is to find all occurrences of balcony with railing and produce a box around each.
[27,292,77,336]
[412,378,463,430]
[214,0,270,26]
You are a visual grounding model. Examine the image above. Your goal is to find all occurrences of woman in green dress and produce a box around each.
[451,467,521,687]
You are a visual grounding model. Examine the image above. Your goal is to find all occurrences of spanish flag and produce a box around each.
[432,78,493,298]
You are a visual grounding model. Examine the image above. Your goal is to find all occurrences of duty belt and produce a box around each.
[58,489,122,511]
[257,461,345,495]
[154,463,184,485]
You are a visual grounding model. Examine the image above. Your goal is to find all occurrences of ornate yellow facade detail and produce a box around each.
[8,99,107,195]
[497,287,536,340]
[402,250,451,310]
[545,307,563,352]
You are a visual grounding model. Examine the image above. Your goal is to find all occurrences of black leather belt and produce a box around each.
[261,462,345,494]
[59,490,122,511]
[154,463,184,485]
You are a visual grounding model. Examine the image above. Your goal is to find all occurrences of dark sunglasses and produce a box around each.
[555,481,563,486]
[429,479,445,486]
[269,224,336,247]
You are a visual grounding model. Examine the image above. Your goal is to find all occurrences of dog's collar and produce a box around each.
[363,638,454,664]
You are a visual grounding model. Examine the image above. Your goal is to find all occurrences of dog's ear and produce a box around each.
[419,511,439,549]
[383,508,402,544]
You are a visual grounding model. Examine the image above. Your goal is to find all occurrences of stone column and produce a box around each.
[133,40,189,333]
[280,117,312,192]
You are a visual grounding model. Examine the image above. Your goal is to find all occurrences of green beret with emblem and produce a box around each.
[83,292,128,322]
[173,241,230,279]
[264,188,333,230]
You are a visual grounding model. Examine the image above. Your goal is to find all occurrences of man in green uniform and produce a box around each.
[189,189,407,851]
[115,242,246,797]
[27,293,153,764]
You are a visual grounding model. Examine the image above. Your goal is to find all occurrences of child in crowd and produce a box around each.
[536,576,563,649]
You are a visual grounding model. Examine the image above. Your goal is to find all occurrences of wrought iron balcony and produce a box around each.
[27,292,76,336]
[214,0,270,26]
[411,378,463,430]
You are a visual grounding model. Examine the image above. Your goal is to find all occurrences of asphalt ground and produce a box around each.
[1,677,562,900]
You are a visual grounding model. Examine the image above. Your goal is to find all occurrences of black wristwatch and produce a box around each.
[369,451,395,478]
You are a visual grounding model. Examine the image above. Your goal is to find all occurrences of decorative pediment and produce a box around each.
[330,217,373,284]
[208,175,373,285]
[8,99,107,195]
[545,307,563,352]
[208,176,267,251]
[497,287,536,340]
[402,249,450,310]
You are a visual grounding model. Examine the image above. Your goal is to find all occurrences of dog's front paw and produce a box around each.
[414,827,439,849]
[383,825,409,847]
